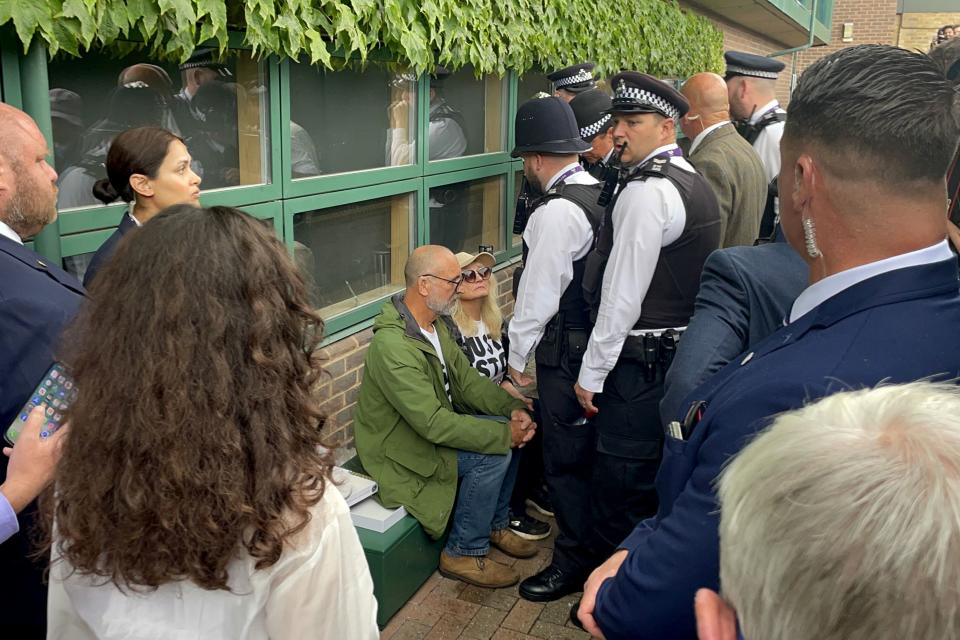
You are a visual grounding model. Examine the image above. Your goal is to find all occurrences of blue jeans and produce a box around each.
[444,425,521,557]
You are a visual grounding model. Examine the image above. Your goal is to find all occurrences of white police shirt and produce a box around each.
[508,163,599,372]
[578,143,690,394]
[750,99,786,184]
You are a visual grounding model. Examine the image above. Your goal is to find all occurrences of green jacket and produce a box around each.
[354,294,525,538]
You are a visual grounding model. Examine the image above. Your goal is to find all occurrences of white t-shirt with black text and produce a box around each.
[459,320,507,384]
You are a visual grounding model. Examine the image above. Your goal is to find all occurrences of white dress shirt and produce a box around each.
[789,240,953,323]
[47,487,379,640]
[749,99,785,183]
[578,144,690,393]
[0,219,23,245]
[508,164,598,371]
[687,120,729,155]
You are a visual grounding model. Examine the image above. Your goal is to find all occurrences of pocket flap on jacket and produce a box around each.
[385,440,439,478]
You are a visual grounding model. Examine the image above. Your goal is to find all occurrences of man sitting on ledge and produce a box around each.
[354,245,538,588]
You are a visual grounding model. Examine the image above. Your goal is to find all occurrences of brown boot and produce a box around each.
[439,551,519,588]
[490,528,538,559]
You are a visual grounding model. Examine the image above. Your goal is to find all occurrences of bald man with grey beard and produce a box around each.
[680,73,767,247]
[0,103,85,637]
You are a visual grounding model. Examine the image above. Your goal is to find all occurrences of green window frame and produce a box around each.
[6,35,523,341]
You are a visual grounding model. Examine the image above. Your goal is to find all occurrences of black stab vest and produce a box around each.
[736,110,786,240]
[515,182,605,329]
[582,157,721,329]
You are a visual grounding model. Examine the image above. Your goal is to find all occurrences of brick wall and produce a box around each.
[316,261,521,448]
[680,2,795,104]
[897,11,960,52]
[796,0,899,73]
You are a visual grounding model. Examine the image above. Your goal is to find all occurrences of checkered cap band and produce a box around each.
[580,114,611,139]
[725,64,778,80]
[613,85,680,120]
[555,68,593,88]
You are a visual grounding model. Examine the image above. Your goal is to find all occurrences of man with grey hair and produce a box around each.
[578,44,960,639]
[0,103,85,636]
[354,245,538,588]
[696,382,960,640]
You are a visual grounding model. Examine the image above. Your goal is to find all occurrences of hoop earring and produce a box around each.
[802,217,821,259]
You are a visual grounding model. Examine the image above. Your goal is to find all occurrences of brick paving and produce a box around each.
[380,511,591,640]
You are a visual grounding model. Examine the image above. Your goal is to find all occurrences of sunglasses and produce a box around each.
[422,273,463,287]
[461,266,492,283]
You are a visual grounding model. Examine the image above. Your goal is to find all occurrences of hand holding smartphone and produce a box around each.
[4,363,76,446]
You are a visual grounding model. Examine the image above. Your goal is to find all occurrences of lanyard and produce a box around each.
[548,165,585,190]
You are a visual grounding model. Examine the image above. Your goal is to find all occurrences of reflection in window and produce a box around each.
[49,49,271,211]
[517,70,551,102]
[63,251,95,282]
[293,194,414,318]
[429,176,504,253]
[428,66,507,161]
[289,60,417,178]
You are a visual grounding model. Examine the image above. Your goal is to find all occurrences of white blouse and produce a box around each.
[47,487,379,640]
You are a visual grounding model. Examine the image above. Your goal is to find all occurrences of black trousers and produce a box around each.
[589,359,663,557]
[509,399,545,513]
[538,356,663,577]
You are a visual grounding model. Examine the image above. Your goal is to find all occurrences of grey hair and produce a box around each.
[785,45,958,188]
[718,382,960,640]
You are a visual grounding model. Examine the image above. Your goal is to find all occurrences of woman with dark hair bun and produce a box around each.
[82,126,201,287]
[45,205,378,639]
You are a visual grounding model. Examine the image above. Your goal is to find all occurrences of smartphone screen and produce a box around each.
[4,363,76,446]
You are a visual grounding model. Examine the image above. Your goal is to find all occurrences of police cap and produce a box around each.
[547,63,597,93]
[723,51,786,80]
[607,71,689,120]
[569,89,613,142]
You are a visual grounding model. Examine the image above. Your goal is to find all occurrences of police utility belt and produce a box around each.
[535,315,684,383]
[620,327,685,382]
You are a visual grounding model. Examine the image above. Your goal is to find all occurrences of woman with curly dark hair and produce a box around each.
[44,205,378,639]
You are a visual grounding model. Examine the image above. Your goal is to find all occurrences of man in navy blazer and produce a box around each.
[576,45,960,639]
[659,240,807,427]
[0,104,85,637]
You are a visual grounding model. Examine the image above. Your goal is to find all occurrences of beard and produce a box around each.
[426,290,457,316]
[522,165,544,196]
[6,173,56,239]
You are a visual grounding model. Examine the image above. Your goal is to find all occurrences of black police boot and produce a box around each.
[518,564,584,602]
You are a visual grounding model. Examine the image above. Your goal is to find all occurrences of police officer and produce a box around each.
[426,67,470,249]
[571,72,721,583]
[547,63,598,103]
[505,97,606,603]
[570,88,615,180]
[724,51,787,239]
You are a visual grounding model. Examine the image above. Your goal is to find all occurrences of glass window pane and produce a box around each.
[49,49,271,211]
[63,252,94,282]
[512,168,524,248]
[429,175,505,253]
[428,66,507,161]
[293,193,414,318]
[518,70,550,102]
[289,60,417,178]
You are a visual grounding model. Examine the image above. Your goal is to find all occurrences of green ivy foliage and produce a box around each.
[0,0,723,76]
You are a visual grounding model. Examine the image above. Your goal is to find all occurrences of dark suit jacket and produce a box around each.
[594,257,960,640]
[660,242,808,425]
[82,211,137,288]
[0,236,85,635]
[688,123,767,248]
